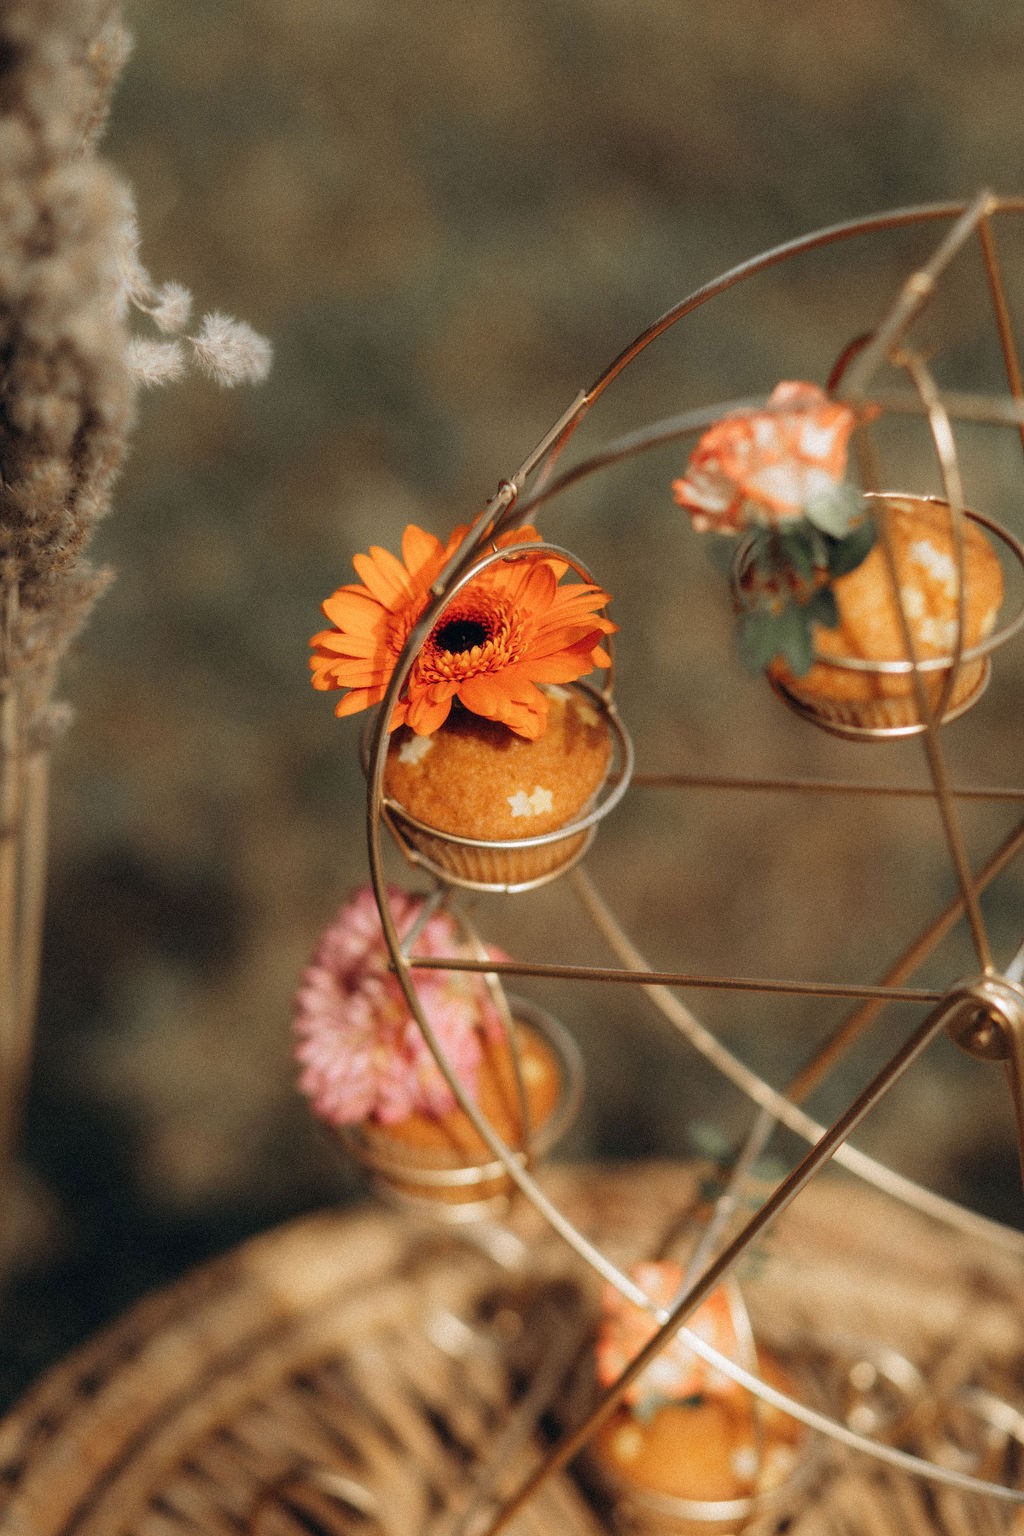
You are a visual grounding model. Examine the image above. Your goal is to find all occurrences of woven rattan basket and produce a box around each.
[1,1162,1022,1536]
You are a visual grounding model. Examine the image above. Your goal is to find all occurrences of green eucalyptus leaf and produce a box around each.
[827,518,877,577]
[807,524,830,570]
[738,609,784,672]
[806,586,839,629]
[805,482,861,538]
[752,536,778,582]
[775,602,815,675]
[778,527,816,579]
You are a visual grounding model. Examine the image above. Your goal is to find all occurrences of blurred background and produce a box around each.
[4,0,1024,1406]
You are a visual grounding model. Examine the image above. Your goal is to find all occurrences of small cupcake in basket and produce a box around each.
[293,884,578,1214]
[587,1262,806,1534]
[310,521,628,889]
[383,682,614,888]
[671,381,1008,739]
[765,494,1004,735]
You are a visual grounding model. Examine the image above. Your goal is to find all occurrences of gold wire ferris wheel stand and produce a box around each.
[352,190,1024,1534]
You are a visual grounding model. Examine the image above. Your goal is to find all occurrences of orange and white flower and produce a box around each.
[672,381,859,533]
[596,1262,742,1409]
[310,522,614,740]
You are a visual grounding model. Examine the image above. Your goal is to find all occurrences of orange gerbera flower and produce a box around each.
[310,522,615,740]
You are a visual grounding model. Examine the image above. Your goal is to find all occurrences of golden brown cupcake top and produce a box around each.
[383,686,612,841]
[592,1353,803,1505]
[770,496,1004,702]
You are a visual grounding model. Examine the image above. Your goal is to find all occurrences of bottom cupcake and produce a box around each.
[586,1264,809,1534]
[293,884,580,1218]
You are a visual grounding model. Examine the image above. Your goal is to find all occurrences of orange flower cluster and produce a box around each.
[672,381,858,533]
[310,522,614,740]
[597,1262,743,1409]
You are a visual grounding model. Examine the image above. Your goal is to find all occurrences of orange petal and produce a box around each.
[512,559,559,607]
[519,622,607,661]
[495,525,569,580]
[459,671,548,738]
[387,699,410,732]
[321,586,390,634]
[309,627,386,659]
[513,654,591,684]
[334,685,387,717]
[495,524,543,550]
[538,581,613,621]
[500,702,547,740]
[319,662,388,688]
[401,523,446,584]
[455,672,515,717]
[352,545,417,609]
[405,687,455,736]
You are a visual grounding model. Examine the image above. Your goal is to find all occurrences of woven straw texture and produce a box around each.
[0,1162,1021,1535]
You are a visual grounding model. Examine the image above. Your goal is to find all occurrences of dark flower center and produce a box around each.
[432,617,490,654]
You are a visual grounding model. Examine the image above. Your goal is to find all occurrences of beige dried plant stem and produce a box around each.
[0,0,134,1255]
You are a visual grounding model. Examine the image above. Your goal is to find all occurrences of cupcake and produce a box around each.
[358,998,569,1210]
[670,387,1009,738]
[293,885,578,1214]
[768,495,1004,736]
[587,1263,807,1534]
[310,521,628,889]
[381,684,617,889]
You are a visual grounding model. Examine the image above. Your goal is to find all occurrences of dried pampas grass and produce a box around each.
[0,0,270,1252]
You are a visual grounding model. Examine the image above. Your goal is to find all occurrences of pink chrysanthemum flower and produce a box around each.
[293,885,508,1127]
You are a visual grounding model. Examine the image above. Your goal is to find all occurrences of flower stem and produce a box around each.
[0,589,51,1262]
[0,682,25,1253]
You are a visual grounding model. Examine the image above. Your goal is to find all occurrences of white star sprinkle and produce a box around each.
[508,786,553,817]
[398,734,434,766]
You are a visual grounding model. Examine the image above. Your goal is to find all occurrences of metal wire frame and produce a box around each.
[358,196,1024,1526]
[405,830,1024,1255]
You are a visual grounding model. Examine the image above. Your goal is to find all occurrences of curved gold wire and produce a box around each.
[890,359,969,722]
[363,539,649,1303]
[495,192,1024,537]
[863,355,992,971]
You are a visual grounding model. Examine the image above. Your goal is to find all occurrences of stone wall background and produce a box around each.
[5,0,1024,1404]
